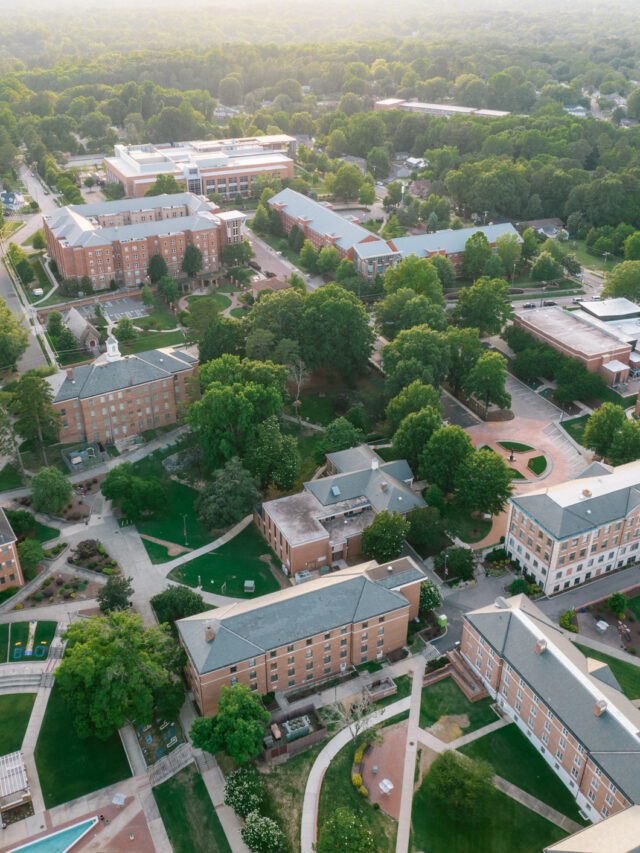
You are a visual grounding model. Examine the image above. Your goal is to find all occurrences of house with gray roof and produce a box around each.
[254,444,424,577]
[177,556,425,715]
[268,188,520,280]
[47,337,198,445]
[63,307,100,354]
[462,595,640,822]
[505,458,640,594]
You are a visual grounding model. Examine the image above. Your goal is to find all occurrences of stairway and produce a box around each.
[543,423,587,478]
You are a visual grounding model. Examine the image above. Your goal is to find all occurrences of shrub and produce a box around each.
[14,603,23,610]
[224,768,264,819]
[352,773,362,787]
[373,802,380,810]
[354,744,367,764]
[486,547,508,563]
[608,592,628,614]
[358,785,368,797]
[559,609,578,633]
[507,578,528,595]
[34,593,43,601]
[630,647,637,654]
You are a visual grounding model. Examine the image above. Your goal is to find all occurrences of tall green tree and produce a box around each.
[147,253,168,283]
[445,327,483,396]
[190,684,269,764]
[157,274,179,305]
[97,575,134,613]
[251,203,270,234]
[101,462,166,520]
[11,375,59,467]
[496,232,521,276]
[30,466,72,513]
[150,586,207,636]
[453,277,511,335]
[0,391,26,482]
[56,611,185,740]
[332,163,363,199]
[520,228,539,261]
[382,325,450,397]
[195,458,260,529]
[424,751,495,822]
[315,416,364,462]
[531,251,563,282]
[455,449,514,516]
[383,256,444,305]
[385,381,442,434]
[145,174,182,196]
[0,296,28,371]
[375,288,447,339]
[392,407,442,472]
[182,244,203,278]
[609,419,640,466]
[464,351,511,417]
[603,260,640,300]
[420,425,474,491]
[582,403,627,459]
[245,415,300,489]
[461,232,492,280]
[362,510,411,563]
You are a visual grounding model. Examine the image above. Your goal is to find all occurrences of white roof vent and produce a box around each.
[494,597,510,609]
[371,458,379,470]
[330,485,341,497]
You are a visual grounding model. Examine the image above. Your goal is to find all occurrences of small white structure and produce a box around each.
[379,778,394,795]
[0,751,30,811]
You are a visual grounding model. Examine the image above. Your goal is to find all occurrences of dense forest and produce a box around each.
[2,1,640,235]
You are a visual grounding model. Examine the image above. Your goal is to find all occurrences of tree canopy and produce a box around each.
[190,684,269,765]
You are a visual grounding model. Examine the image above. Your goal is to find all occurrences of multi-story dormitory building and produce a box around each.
[0,509,24,592]
[177,556,425,715]
[43,193,245,290]
[104,135,295,199]
[268,187,521,281]
[46,337,198,444]
[462,595,640,823]
[505,459,640,594]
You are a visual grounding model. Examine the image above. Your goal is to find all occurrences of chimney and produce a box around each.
[204,623,215,643]
[381,481,388,492]
[594,699,608,717]
[535,638,547,655]
[66,368,74,380]
[129,377,133,386]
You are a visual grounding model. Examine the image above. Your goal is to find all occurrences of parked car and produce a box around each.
[543,300,557,306]
[523,302,536,309]
[572,297,582,303]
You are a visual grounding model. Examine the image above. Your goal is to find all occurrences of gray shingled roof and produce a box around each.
[389,222,522,258]
[466,598,640,804]
[306,467,424,514]
[0,509,16,547]
[511,486,640,539]
[178,570,422,674]
[50,348,194,402]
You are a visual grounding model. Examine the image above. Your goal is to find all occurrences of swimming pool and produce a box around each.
[7,817,98,853]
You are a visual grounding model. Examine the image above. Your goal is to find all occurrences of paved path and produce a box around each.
[161,514,253,573]
[395,655,425,853]
[447,716,509,749]
[493,776,583,833]
[300,696,411,853]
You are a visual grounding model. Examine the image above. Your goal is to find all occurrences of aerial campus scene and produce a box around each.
[0,0,640,851]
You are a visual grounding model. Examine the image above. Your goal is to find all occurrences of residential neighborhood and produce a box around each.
[1,3,640,853]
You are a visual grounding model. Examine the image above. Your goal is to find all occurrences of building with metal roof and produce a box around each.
[374,98,510,118]
[506,458,640,594]
[104,135,295,199]
[178,556,425,715]
[462,596,640,823]
[268,188,520,280]
[254,444,424,577]
[47,338,198,445]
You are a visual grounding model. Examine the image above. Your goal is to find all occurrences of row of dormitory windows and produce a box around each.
[511,508,640,548]
[62,413,173,437]
[0,571,17,584]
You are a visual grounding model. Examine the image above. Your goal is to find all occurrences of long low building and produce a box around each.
[505,458,640,594]
[514,306,632,386]
[374,98,510,118]
[105,135,295,199]
[177,556,425,715]
[462,595,640,823]
[268,188,520,280]
[46,337,198,444]
[254,445,424,577]
[44,192,245,289]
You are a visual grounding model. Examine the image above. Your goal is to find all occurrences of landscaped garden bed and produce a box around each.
[24,572,98,609]
[135,715,185,766]
[43,541,68,559]
[68,539,120,574]
[498,441,533,452]
[527,455,547,475]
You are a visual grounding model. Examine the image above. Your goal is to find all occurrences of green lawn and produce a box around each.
[441,501,492,544]
[281,421,326,488]
[153,764,231,853]
[168,523,281,598]
[135,300,178,331]
[561,414,589,447]
[419,678,497,731]
[574,643,640,700]
[318,740,397,853]
[459,723,586,823]
[628,595,640,621]
[294,392,337,426]
[570,239,621,272]
[212,293,232,311]
[528,455,547,475]
[510,469,526,480]
[229,307,245,319]
[0,623,8,662]
[0,693,37,753]
[35,684,131,809]
[0,462,23,490]
[411,770,567,853]
[8,511,61,543]
[498,441,533,452]
[9,621,57,661]
[377,673,412,708]
[120,329,186,355]
[131,451,213,548]
[142,539,172,564]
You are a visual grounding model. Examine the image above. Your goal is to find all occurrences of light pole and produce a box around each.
[603,251,610,271]
[182,513,188,547]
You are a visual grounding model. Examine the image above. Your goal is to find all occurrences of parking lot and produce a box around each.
[64,296,149,325]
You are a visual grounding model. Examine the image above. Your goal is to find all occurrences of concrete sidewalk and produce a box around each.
[395,656,425,853]
[160,514,254,574]
[493,776,583,833]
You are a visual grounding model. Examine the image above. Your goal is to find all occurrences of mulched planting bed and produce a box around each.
[68,539,120,574]
[24,572,97,608]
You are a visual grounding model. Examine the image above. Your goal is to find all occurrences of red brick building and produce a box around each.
[43,193,245,290]
[177,556,424,716]
[462,596,640,822]
[46,338,198,444]
[0,509,23,592]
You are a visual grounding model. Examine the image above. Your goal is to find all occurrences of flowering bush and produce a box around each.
[224,768,264,819]
[241,812,284,853]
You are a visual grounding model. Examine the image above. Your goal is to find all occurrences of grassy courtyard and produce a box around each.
[561,414,589,447]
[0,693,36,753]
[119,329,186,355]
[7,621,57,662]
[410,772,567,853]
[419,678,497,731]
[318,740,397,853]
[131,450,213,548]
[628,594,640,621]
[35,684,131,809]
[153,764,231,853]
[168,523,282,598]
[142,539,172,564]
[459,723,586,823]
[0,462,23,490]
[574,642,640,700]
[441,501,492,545]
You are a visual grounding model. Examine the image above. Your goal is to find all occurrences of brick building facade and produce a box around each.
[47,338,198,444]
[43,193,245,290]
[505,459,640,594]
[462,596,640,822]
[104,136,295,199]
[0,510,23,592]
[177,556,424,716]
